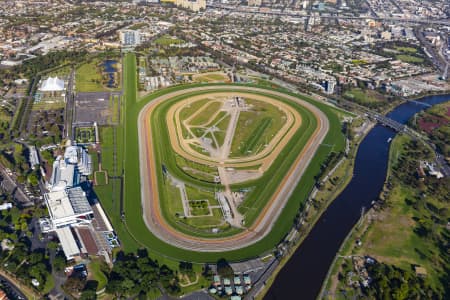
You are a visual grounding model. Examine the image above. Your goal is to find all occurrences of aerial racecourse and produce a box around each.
[137,85,330,252]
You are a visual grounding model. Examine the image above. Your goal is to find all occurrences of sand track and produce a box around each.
[137,86,329,252]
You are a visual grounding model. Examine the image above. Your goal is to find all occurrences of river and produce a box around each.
[264,93,450,300]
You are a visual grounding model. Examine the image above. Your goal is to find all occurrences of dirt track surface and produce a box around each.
[167,92,301,171]
[137,86,329,252]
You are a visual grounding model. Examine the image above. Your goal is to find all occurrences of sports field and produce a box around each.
[192,72,230,83]
[96,53,345,262]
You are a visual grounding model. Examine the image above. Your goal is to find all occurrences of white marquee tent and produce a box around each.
[39,76,65,91]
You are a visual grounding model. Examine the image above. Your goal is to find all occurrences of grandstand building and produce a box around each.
[48,145,92,191]
[42,143,117,261]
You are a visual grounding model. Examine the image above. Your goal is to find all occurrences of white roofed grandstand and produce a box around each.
[44,187,93,228]
[48,145,92,191]
[42,142,118,260]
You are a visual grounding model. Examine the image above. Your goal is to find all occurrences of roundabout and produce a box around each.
[137,85,330,252]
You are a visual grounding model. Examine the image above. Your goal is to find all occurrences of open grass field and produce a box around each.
[188,101,222,126]
[395,46,418,53]
[94,171,107,186]
[94,53,345,263]
[76,61,105,92]
[230,99,286,157]
[76,59,121,92]
[154,35,184,46]
[396,54,424,63]
[110,94,120,124]
[192,72,229,83]
[32,101,65,111]
[344,88,385,104]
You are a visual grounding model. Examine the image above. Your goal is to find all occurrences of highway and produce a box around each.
[137,85,329,252]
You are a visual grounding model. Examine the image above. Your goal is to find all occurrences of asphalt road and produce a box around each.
[137,85,329,252]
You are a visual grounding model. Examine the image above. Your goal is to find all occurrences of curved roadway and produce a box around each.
[137,86,329,252]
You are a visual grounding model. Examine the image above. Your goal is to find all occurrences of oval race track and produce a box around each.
[137,85,329,252]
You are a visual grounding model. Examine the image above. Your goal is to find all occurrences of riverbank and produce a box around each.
[320,133,448,298]
[319,93,450,298]
[257,116,373,299]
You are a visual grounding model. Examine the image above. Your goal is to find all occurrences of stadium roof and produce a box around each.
[67,187,92,214]
[56,227,80,260]
[39,76,65,91]
[45,187,92,226]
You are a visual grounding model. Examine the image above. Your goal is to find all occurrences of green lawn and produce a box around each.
[230,99,287,157]
[76,61,105,92]
[94,53,345,263]
[395,46,418,54]
[88,259,108,291]
[32,101,65,111]
[188,101,222,126]
[179,99,209,121]
[95,171,107,186]
[396,54,424,63]
[193,73,229,83]
[344,88,385,104]
[154,35,184,46]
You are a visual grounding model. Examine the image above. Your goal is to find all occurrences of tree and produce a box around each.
[52,252,66,271]
[64,276,86,293]
[216,258,233,277]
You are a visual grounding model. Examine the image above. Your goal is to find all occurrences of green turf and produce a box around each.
[194,73,229,83]
[230,99,286,157]
[395,46,417,53]
[395,54,424,63]
[179,99,209,121]
[240,117,272,155]
[163,179,184,218]
[344,88,384,104]
[76,61,105,92]
[154,35,184,46]
[95,53,345,263]
[188,101,222,126]
[95,171,107,186]
[88,259,108,291]
[32,101,65,111]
